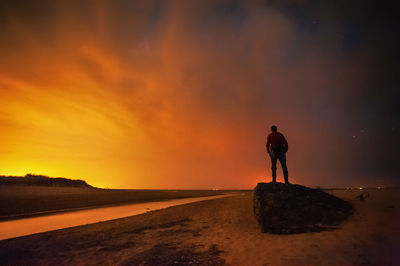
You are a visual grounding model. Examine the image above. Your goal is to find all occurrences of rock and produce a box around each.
[253,182,353,234]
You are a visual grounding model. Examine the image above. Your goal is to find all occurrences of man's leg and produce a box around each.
[270,152,277,183]
[278,153,289,184]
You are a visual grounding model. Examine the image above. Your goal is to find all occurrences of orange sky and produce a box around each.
[0,1,398,188]
[0,2,263,188]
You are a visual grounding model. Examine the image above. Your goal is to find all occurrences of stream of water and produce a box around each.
[0,194,233,240]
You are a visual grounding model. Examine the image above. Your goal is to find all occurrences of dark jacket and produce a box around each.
[266,131,288,153]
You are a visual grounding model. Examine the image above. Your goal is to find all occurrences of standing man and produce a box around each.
[266,125,289,184]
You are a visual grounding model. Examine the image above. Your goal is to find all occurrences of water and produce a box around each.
[0,194,232,240]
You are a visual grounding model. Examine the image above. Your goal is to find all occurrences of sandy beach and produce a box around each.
[0,188,399,265]
[0,186,223,220]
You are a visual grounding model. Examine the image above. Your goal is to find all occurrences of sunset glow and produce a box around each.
[0,1,398,188]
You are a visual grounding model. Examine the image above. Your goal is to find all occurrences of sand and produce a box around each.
[0,188,399,265]
[0,186,223,220]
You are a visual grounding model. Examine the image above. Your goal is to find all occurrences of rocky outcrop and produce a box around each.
[254,182,353,234]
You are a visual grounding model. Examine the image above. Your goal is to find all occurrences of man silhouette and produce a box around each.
[266,125,289,184]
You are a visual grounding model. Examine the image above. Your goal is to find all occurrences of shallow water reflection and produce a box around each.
[0,194,231,240]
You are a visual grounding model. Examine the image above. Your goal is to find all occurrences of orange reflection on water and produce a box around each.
[0,194,232,240]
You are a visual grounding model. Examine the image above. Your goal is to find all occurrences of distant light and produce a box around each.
[377,186,382,190]
[213,188,219,191]
[352,135,356,139]
[359,187,363,190]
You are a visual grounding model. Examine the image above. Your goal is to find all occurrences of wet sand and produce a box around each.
[0,189,399,265]
[0,186,223,220]
[0,194,233,240]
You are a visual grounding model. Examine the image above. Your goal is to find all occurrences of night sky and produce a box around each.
[0,0,398,188]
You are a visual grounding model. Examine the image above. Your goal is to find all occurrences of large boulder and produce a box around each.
[254,182,353,234]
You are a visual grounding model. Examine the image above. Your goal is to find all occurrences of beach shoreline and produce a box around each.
[0,188,399,265]
[0,186,226,221]
[0,194,236,240]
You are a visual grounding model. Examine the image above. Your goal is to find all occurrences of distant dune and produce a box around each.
[0,174,93,188]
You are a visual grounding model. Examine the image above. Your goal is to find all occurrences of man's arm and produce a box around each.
[282,134,288,152]
[266,136,271,154]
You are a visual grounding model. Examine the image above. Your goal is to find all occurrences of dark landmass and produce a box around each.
[0,174,92,188]
[254,182,354,234]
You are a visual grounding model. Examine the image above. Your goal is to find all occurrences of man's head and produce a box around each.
[271,125,277,132]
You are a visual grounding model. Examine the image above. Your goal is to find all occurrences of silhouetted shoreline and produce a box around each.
[0,174,92,188]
